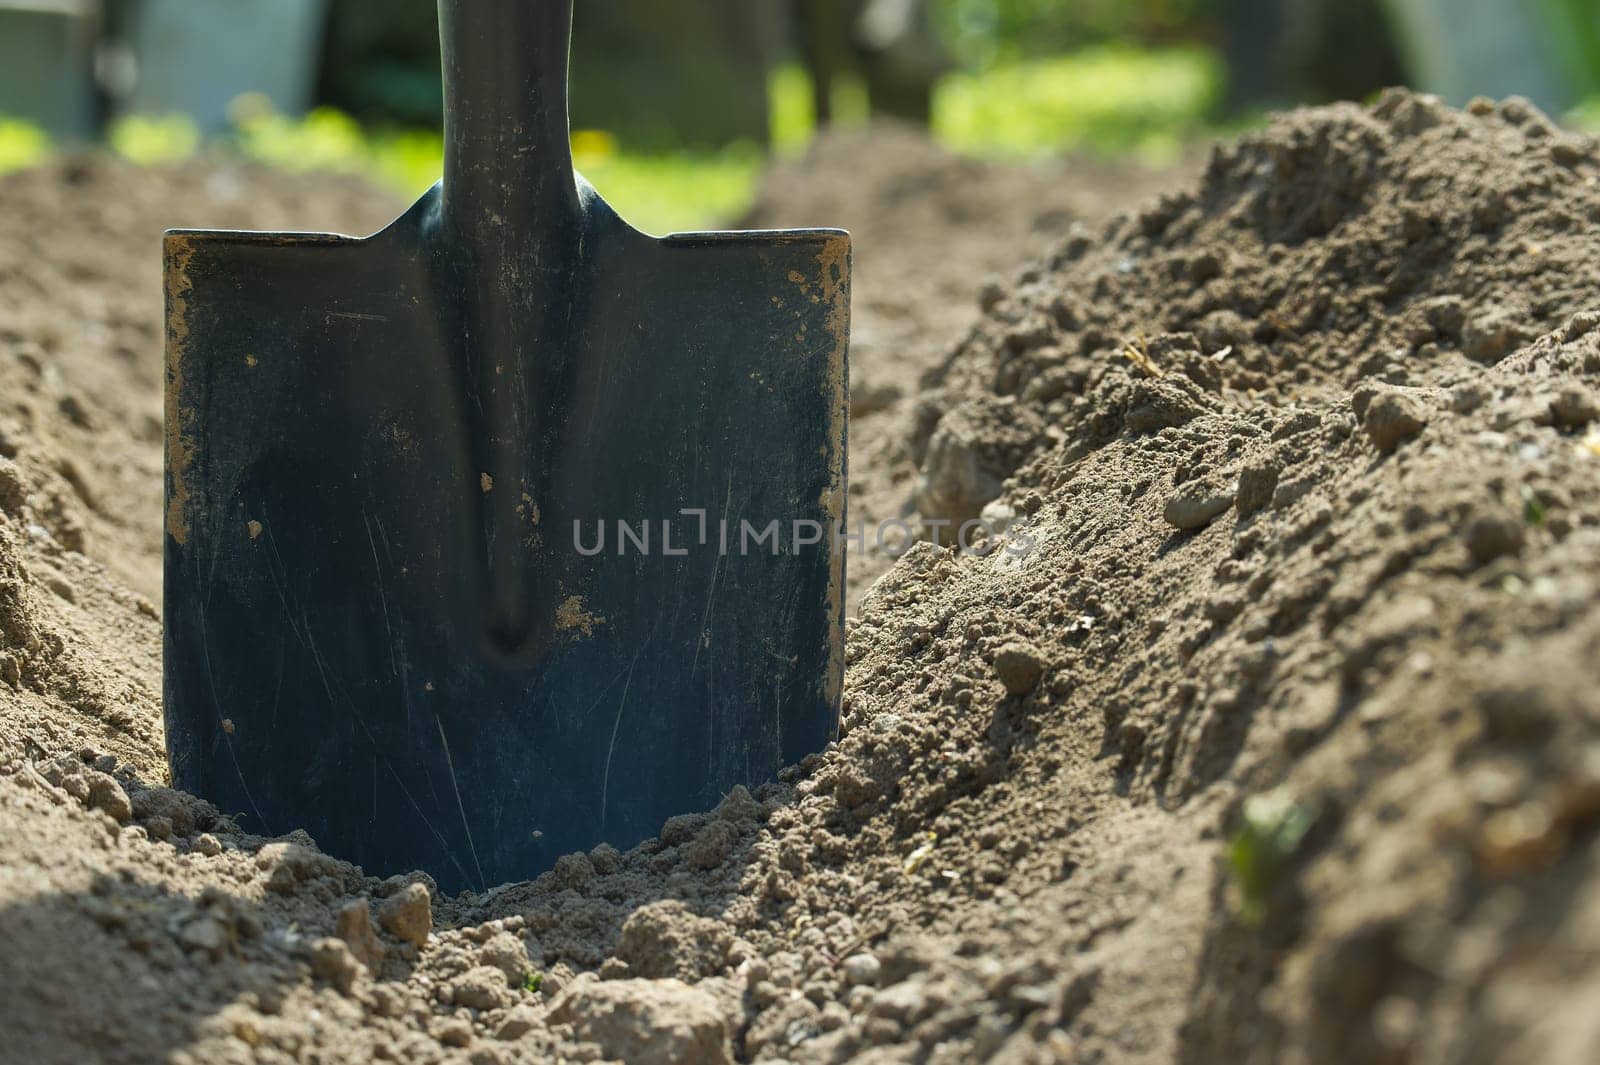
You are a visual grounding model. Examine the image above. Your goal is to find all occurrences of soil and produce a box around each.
[742,122,1195,606]
[3,92,1600,1065]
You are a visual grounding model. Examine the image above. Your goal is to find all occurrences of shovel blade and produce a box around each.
[165,187,848,892]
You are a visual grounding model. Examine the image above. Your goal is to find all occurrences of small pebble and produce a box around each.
[84,771,132,824]
[378,882,433,948]
[1551,138,1587,167]
[1362,391,1429,454]
[842,954,882,987]
[337,898,386,969]
[1549,386,1599,430]
[992,641,1046,696]
[309,937,360,994]
[1164,484,1237,531]
[451,965,513,1011]
[432,1018,474,1048]
[1465,512,1524,567]
[180,916,228,957]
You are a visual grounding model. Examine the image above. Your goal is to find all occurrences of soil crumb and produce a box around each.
[4,93,1600,1064]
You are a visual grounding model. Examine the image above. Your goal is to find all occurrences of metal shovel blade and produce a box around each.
[163,0,848,893]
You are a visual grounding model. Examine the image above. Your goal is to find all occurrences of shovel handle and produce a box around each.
[435,0,580,659]
[437,0,580,236]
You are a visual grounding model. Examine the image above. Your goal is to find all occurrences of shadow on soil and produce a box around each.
[0,758,785,1065]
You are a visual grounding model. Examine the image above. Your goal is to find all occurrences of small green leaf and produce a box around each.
[1522,485,1547,526]
[1227,792,1316,926]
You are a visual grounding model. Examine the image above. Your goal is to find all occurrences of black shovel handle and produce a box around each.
[438,0,580,240]
[436,0,585,661]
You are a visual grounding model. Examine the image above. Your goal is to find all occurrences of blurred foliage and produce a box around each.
[229,97,437,191]
[932,0,1216,67]
[1569,96,1600,134]
[0,118,51,175]
[90,93,764,235]
[5,2,1600,235]
[770,62,869,157]
[576,143,765,234]
[109,114,202,166]
[1545,0,1600,97]
[772,63,823,157]
[0,102,761,235]
[229,96,765,234]
[934,44,1223,161]
[0,40,1228,229]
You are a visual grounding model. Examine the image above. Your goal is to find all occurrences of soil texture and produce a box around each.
[3,94,1600,1065]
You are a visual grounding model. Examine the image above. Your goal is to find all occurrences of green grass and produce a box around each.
[1569,95,1600,134]
[770,62,821,157]
[0,117,50,173]
[1543,0,1600,98]
[1227,792,1316,926]
[768,45,1223,163]
[0,44,1224,228]
[108,113,202,165]
[96,100,765,235]
[934,44,1223,163]
[578,144,765,234]
[769,61,871,158]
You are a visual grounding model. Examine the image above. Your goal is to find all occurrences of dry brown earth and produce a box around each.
[3,94,1599,1064]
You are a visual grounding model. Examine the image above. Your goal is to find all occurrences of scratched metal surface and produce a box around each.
[163,182,849,892]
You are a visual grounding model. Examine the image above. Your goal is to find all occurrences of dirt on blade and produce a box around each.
[3,91,1600,1065]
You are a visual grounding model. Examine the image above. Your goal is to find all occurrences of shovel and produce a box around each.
[163,0,849,893]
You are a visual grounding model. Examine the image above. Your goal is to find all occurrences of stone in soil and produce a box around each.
[378,883,433,948]
[992,641,1046,695]
[550,978,733,1065]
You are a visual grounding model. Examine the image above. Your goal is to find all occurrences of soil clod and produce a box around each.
[378,882,433,948]
[992,641,1047,695]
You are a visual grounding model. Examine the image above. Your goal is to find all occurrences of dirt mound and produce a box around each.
[885,88,1600,1063]
[913,90,1600,508]
[745,122,1192,605]
[4,95,1600,1065]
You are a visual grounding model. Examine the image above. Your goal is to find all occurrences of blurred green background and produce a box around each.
[3,0,1600,233]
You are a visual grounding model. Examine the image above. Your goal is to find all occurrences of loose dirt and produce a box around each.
[3,93,1600,1065]
[743,122,1194,606]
